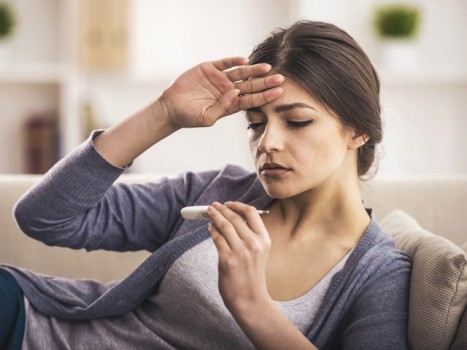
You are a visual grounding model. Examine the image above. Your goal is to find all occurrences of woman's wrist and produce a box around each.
[149,96,180,136]
[230,296,317,350]
[230,293,278,331]
[226,288,273,319]
[92,99,180,168]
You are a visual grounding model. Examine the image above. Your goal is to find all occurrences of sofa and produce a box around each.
[1,173,466,349]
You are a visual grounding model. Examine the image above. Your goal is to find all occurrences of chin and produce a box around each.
[261,184,298,199]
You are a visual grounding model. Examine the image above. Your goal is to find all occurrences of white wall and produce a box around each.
[130,0,290,79]
[292,0,467,68]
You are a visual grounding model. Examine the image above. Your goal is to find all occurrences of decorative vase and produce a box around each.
[0,39,13,66]
[379,39,419,71]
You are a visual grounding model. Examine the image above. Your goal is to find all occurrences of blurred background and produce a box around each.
[0,0,466,176]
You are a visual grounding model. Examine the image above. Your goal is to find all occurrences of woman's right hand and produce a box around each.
[92,57,283,168]
[158,56,284,130]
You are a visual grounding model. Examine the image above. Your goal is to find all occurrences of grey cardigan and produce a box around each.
[3,136,411,349]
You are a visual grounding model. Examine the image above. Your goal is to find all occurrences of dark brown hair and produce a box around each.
[249,20,382,178]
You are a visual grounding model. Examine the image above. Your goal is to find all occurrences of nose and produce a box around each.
[257,123,284,154]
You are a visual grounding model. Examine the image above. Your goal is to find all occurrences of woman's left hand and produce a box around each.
[207,201,272,312]
[208,201,318,350]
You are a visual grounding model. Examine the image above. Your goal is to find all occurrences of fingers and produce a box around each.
[214,58,283,92]
[208,221,232,253]
[224,201,269,236]
[212,57,249,71]
[222,76,283,115]
[208,202,245,251]
[212,58,271,82]
[225,63,272,82]
[208,202,270,244]
[237,87,284,111]
[206,83,283,121]
[225,65,285,111]
[205,57,285,117]
[235,74,284,95]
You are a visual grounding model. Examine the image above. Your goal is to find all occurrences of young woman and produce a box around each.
[1,20,411,349]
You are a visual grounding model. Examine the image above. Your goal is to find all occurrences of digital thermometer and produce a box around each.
[180,205,269,220]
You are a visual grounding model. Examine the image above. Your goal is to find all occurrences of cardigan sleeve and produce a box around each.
[337,251,412,350]
[13,132,220,252]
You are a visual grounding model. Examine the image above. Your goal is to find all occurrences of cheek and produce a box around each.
[293,143,312,163]
[248,134,260,155]
[298,133,346,165]
[318,138,352,171]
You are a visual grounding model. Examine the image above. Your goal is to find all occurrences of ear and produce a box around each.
[348,132,369,150]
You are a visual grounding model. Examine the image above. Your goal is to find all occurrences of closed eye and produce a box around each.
[287,120,313,128]
[247,122,266,130]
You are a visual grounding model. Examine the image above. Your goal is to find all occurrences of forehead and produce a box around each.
[256,77,324,113]
[279,77,317,99]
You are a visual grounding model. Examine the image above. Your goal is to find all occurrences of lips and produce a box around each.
[259,162,291,177]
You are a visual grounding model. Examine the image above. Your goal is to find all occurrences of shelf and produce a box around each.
[0,64,68,84]
[378,66,467,85]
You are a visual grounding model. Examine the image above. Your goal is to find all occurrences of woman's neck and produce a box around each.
[264,178,370,245]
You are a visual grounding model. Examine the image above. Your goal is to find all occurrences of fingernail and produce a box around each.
[272,74,285,83]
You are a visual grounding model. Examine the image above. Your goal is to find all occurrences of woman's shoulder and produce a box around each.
[219,164,257,178]
[351,216,412,277]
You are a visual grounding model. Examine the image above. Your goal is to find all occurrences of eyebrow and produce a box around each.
[247,103,317,114]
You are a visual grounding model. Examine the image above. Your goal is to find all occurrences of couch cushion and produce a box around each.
[380,210,467,350]
[451,306,467,350]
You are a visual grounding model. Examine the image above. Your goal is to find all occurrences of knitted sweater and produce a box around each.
[2,135,411,349]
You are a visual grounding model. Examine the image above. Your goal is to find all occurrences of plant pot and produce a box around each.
[379,39,419,71]
[0,39,13,66]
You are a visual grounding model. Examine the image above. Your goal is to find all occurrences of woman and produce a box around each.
[1,20,410,349]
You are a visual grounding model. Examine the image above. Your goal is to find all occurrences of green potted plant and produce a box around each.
[0,1,16,64]
[374,4,420,39]
[0,2,15,40]
[373,4,421,69]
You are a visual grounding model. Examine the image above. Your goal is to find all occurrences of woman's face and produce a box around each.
[246,78,362,199]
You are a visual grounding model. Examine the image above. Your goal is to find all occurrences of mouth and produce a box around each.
[259,162,291,177]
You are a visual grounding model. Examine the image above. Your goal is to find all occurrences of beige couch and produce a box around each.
[1,174,466,349]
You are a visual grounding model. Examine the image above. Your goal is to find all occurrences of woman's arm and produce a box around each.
[14,57,284,251]
[93,57,284,167]
[338,253,411,349]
